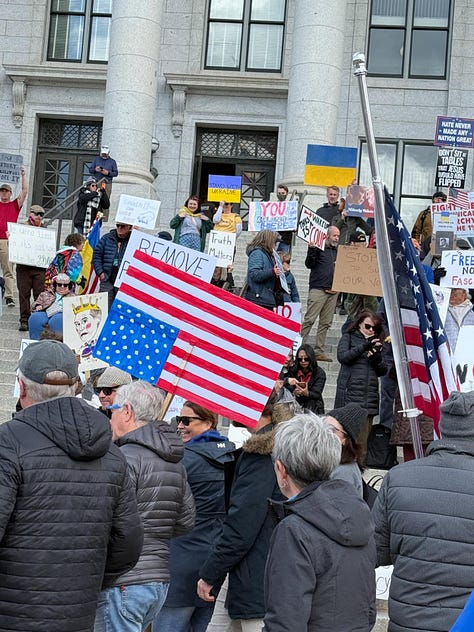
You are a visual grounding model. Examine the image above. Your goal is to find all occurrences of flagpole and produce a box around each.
[352,53,423,459]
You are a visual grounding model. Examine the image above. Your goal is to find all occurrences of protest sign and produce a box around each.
[115,194,161,230]
[297,205,329,249]
[14,339,38,397]
[272,248,289,294]
[274,302,302,324]
[115,230,217,287]
[332,245,382,296]
[440,250,474,288]
[162,394,186,422]
[208,175,242,203]
[0,153,22,184]
[247,200,298,232]
[447,190,474,237]
[453,327,474,392]
[345,184,375,218]
[435,116,474,148]
[207,230,236,266]
[7,223,57,267]
[435,147,467,189]
[429,284,451,324]
[375,566,393,601]
[62,293,109,372]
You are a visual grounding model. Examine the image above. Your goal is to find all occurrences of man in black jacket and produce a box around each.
[0,340,143,632]
[315,185,340,223]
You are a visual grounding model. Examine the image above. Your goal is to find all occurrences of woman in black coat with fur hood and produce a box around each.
[284,344,326,414]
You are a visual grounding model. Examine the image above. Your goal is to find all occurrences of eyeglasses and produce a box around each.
[363,323,375,331]
[55,283,70,288]
[31,211,45,217]
[89,184,97,188]
[298,357,310,362]
[95,386,118,396]
[175,415,204,426]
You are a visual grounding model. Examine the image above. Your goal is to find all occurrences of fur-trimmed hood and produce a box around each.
[242,423,275,455]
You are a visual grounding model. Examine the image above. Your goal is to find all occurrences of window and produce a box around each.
[205,0,286,72]
[367,0,451,78]
[48,0,112,63]
[359,141,439,230]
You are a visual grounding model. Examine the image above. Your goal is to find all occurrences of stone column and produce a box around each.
[102,0,162,210]
[283,0,348,191]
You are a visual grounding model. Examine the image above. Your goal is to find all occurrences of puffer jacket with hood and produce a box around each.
[0,397,143,632]
[113,420,195,585]
[264,479,376,632]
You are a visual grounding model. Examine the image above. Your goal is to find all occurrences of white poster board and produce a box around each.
[297,205,329,249]
[14,339,38,397]
[272,248,289,294]
[163,394,186,422]
[207,230,236,266]
[62,293,109,372]
[116,194,161,230]
[247,200,298,232]
[273,302,302,324]
[7,223,57,267]
[0,153,22,183]
[453,326,474,392]
[429,284,451,324]
[375,566,393,601]
[439,250,474,288]
[115,230,218,287]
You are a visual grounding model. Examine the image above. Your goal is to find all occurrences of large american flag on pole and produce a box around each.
[384,189,458,433]
[94,249,300,427]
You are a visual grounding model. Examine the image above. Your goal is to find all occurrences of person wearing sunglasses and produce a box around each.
[16,205,47,331]
[283,343,326,414]
[95,366,132,418]
[92,221,133,308]
[28,272,75,340]
[74,178,110,235]
[334,309,387,464]
[155,402,235,632]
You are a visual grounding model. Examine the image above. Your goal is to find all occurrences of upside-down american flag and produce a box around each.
[384,189,458,434]
[78,216,101,295]
[93,249,300,427]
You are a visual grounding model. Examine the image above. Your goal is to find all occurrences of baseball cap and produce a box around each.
[18,340,79,386]
[100,145,109,155]
[0,183,12,192]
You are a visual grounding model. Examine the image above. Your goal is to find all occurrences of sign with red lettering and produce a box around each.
[297,205,329,250]
[247,200,298,232]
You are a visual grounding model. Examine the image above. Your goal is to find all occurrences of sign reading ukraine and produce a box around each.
[304,144,357,188]
[208,175,242,203]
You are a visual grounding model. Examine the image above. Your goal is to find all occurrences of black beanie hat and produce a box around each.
[439,391,474,440]
[326,403,368,443]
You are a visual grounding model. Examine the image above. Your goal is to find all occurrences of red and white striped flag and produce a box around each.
[94,249,300,427]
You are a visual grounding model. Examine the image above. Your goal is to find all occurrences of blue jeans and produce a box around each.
[94,582,169,632]
[154,604,213,632]
[28,311,63,340]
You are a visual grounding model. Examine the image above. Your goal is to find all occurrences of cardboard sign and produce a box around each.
[332,246,382,296]
[115,230,217,287]
[208,175,242,203]
[247,200,298,232]
[0,153,22,184]
[435,147,467,189]
[297,205,329,249]
[453,326,474,392]
[345,184,375,218]
[207,230,236,266]
[435,116,474,148]
[62,293,109,372]
[7,223,57,267]
[440,250,474,288]
[116,194,161,230]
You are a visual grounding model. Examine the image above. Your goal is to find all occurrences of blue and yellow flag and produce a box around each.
[304,144,357,187]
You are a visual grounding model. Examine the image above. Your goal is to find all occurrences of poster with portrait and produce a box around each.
[62,293,109,372]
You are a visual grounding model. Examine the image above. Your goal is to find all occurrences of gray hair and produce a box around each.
[114,380,163,423]
[272,413,341,487]
[18,370,77,403]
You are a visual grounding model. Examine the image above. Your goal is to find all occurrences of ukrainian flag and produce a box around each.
[304,144,357,187]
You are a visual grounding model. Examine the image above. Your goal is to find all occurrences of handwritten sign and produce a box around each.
[247,200,298,232]
[435,116,474,148]
[207,230,236,266]
[375,566,393,601]
[14,339,38,397]
[115,230,217,287]
[272,248,289,294]
[116,194,161,230]
[346,184,375,218]
[440,250,474,288]
[332,246,382,296]
[454,327,474,392]
[7,223,57,267]
[430,284,451,324]
[273,302,302,324]
[435,147,468,189]
[297,206,329,250]
[208,175,242,203]
[0,153,22,184]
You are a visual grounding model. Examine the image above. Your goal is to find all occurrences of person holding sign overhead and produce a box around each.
[170,195,212,252]
[212,200,242,236]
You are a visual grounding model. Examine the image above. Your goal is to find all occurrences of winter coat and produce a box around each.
[92,228,130,280]
[284,344,326,413]
[264,479,376,632]
[199,424,284,619]
[0,397,143,632]
[113,421,196,586]
[372,439,474,632]
[74,187,110,229]
[305,243,338,290]
[315,202,338,224]
[169,211,212,251]
[165,431,235,607]
[444,300,474,354]
[332,212,372,245]
[89,155,118,182]
[283,269,300,302]
[245,247,278,308]
[411,206,432,244]
[335,330,387,415]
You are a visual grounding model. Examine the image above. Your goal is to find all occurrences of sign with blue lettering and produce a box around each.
[435,117,474,148]
[208,175,242,202]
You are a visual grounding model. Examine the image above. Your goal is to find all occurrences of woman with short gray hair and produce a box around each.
[264,413,376,632]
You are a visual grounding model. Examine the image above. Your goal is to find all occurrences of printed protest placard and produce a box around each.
[429,284,451,324]
[297,205,329,249]
[435,116,474,148]
[247,200,298,232]
[345,184,375,218]
[454,327,474,392]
[332,245,382,296]
[435,147,468,189]
[207,230,236,266]
[63,293,109,372]
[115,194,161,230]
[0,153,22,184]
[432,206,457,255]
[208,175,242,203]
[7,223,57,267]
[440,250,474,288]
[115,230,217,287]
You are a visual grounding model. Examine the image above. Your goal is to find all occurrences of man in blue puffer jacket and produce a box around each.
[92,222,132,307]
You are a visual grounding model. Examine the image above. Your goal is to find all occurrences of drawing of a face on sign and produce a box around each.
[73,297,103,361]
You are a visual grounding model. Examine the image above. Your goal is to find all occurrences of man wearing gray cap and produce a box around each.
[0,340,143,632]
[372,391,474,632]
